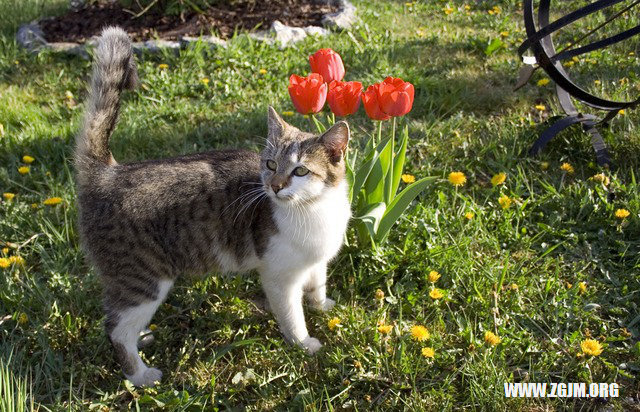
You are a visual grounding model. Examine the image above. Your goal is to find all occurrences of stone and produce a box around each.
[182,35,227,48]
[16,23,48,53]
[321,0,357,30]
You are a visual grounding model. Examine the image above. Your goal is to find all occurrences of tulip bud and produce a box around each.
[288,73,328,115]
[309,49,345,84]
[327,80,362,117]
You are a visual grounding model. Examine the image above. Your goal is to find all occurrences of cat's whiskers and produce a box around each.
[234,190,267,224]
[221,187,264,216]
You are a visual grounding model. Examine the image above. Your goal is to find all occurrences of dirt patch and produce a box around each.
[40,0,338,43]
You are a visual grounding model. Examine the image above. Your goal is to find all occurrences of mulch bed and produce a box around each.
[40,0,338,43]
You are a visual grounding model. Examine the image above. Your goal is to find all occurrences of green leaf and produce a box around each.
[485,38,504,55]
[391,125,409,199]
[376,177,436,243]
[354,202,386,245]
[365,137,393,205]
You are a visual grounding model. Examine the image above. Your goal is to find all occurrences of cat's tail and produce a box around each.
[75,27,138,177]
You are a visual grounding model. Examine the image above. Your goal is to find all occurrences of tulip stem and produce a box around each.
[310,114,325,134]
[376,121,383,146]
[387,117,396,204]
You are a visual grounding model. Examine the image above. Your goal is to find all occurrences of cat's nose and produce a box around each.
[271,183,283,194]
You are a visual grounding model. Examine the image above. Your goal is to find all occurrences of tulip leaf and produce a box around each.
[376,177,436,243]
[383,133,394,205]
[350,138,382,206]
[365,137,392,205]
[391,125,409,199]
[354,202,386,243]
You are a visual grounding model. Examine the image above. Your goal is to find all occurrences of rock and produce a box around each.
[69,0,85,12]
[182,35,227,48]
[16,23,48,53]
[304,26,330,37]
[321,0,357,29]
[49,42,89,58]
[272,20,308,47]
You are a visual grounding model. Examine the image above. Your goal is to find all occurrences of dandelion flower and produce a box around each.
[498,195,512,209]
[402,174,416,183]
[259,68,267,74]
[615,208,630,219]
[201,77,210,85]
[491,172,506,186]
[65,90,74,100]
[590,173,609,185]
[18,166,29,175]
[484,331,501,346]
[8,256,24,265]
[429,288,444,299]
[537,78,550,86]
[581,339,602,356]
[464,211,474,220]
[17,313,28,325]
[410,325,430,341]
[578,282,587,294]
[158,63,169,69]
[3,193,16,201]
[328,317,341,331]
[464,5,471,10]
[443,6,454,14]
[428,271,441,283]
[375,289,385,300]
[619,109,625,115]
[43,197,63,206]
[448,171,467,187]
[421,347,435,358]
[560,162,574,174]
[149,324,158,331]
[281,111,295,116]
[1,248,8,255]
[30,203,38,209]
[500,31,509,37]
[510,283,519,291]
[0,258,10,268]
[594,79,601,85]
[377,324,393,334]
[22,155,35,164]
[535,104,546,111]
[540,161,549,170]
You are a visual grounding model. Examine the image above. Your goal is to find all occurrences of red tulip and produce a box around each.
[309,48,345,84]
[362,83,391,121]
[288,73,328,114]
[327,80,362,117]
[376,77,415,117]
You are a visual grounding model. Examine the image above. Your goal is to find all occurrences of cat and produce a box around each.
[75,27,351,387]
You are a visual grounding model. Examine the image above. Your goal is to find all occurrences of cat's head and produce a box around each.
[261,107,349,204]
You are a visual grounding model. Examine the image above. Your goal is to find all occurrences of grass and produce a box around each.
[1,0,639,410]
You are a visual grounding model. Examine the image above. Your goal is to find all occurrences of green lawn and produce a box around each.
[1,0,639,410]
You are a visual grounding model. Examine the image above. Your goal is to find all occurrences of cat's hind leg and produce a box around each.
[304,262,335,312]
[104,278,173,387]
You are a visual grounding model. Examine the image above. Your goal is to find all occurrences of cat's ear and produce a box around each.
[267,106,287,142]
[320,121,349,163]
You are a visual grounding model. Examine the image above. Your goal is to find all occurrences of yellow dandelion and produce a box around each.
[17,313,28,325]
[535,104,546,111]
[484,331,501,346]
[560,162,574,174]
[580,339,602,356]
[428,271,441,283]
[3,193,16,201]
[500,31,509,37]
[421,347,435,358]
[149,324,158,331]
[8,256,24,265]
[491,172,506,186]
[443,6,454,15]
[1,248,8,255]
[377,324,393,334]
[615,208,630,219]
[410,325,430,341]
[537,78,550,86]
[22,155,35,164]
[158,63,169,69]
[540,161,549,170]
[566,282,573,289]
[619,109,625,115]
[464,4,471,10]
[65,90,74,100]
[448,171,467,187]
[282,111,295,116]
[43,197,63,206]
[563,61,575,68]
[429,288,444,300]
[0,258,10,268]
[328,317,341,331]
[510,283,519,290]
[594,79,601,85]
[578,282,587,294]
[498,194,512,209]
[590,173,610,186]
[259,68,267,74]
[30,203,38,209]
[375,289,385,300]
[18,166,29,175]
[464,211,474,220]
[201,77,210,85]
[401,174,416,183]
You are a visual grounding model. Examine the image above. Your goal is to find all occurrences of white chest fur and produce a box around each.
[266,182,351,270]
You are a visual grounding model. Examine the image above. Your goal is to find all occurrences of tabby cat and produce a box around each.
[75,27,351,387]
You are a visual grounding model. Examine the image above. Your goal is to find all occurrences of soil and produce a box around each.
[40,0,338,43]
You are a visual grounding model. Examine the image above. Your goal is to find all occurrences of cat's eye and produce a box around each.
[266,160,277,171]
[293,166,309,177]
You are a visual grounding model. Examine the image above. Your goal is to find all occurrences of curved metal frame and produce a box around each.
[517,0,640,166]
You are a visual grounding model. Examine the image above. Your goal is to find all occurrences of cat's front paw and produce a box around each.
[301,336,323,355]
[310,298,335,312]
[127,367,163,387]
